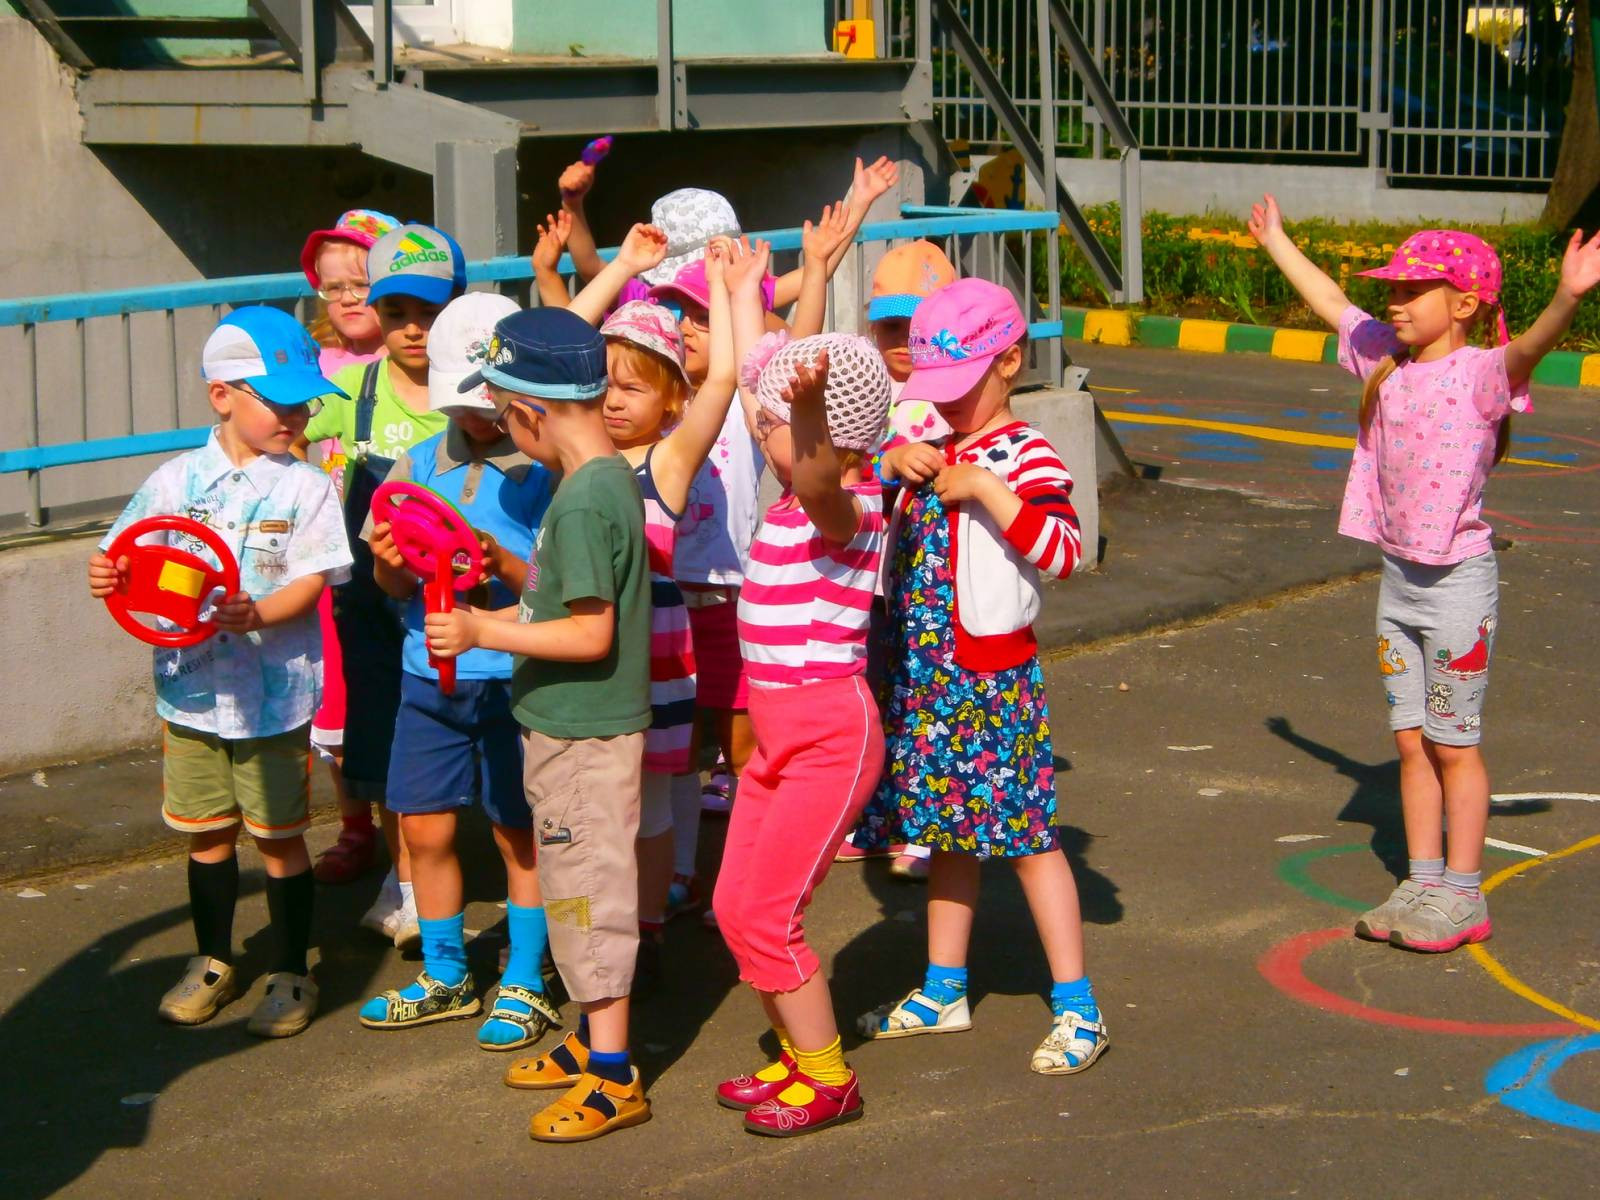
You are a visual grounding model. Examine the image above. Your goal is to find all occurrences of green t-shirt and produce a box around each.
[512,454,651,739]
[303,361,449,460]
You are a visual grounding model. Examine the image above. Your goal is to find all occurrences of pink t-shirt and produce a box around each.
[1335,305,1511,566]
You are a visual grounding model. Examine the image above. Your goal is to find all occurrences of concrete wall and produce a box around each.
[0,532,158,776]
[510,0,828,58]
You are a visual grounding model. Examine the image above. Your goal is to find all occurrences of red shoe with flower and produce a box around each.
[743,1069,863,1137]
[716,1052,797,1111]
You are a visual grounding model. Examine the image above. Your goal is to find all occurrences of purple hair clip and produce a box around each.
[581,137,613,166]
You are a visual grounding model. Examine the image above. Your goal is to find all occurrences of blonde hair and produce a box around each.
[1357,299,1510,466]
[608,339,691,431]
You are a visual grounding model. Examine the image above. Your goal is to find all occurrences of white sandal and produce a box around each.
[1030,1009,1108,1075]
[857,988,972,1040]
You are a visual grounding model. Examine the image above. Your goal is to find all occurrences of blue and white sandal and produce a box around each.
[1029,1009,1108,1075]
[856,988,973,1040]
[477,984,562,1052]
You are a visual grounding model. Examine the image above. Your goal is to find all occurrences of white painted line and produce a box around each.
[1484,837,1547,858]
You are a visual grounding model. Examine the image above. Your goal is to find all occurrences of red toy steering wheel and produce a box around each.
[104,515,240,649]
[370,481,487,696]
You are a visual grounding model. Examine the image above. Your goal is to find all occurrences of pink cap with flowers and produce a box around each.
[299,209,400,287]
[601,300,689,383]
[901,278,1026,406]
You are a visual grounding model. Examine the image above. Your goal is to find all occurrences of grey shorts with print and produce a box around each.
[1375,550,1498,747]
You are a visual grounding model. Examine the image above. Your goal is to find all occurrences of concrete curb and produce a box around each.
[1061,307,1600,389]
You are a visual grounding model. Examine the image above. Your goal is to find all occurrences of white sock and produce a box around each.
[670,773,702,878]
[398,880,415,910]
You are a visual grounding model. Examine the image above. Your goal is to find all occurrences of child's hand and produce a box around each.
[932,462,997,506]
[881,441,944,486]
[1247,194,1285,247]
[212,591,262,634]
[782,349,830,413]
[802,202,853,265]
[1558,228,1600,301]
[87,552,127,600]
[369,521,408,572]
[476,528,504,576]
[532,211,573,273]
[851,155,899,215]
[616,223,669,276]
[425,607,479,659]
[558,160,595,203]
[724,236,772,298]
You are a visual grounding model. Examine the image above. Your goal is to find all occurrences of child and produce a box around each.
[354,291,561,1050]
[1249,196,1600,951]
[298,207,398,888]
[710,317,892,1135]
[299,222,467,949]
[426,305,655,1143]
[87,307,353,1037]
[858,278,1105,1077]
[836,238,960,878]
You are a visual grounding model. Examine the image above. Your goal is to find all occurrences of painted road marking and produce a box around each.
[1484,836,1549,857]
[1485,1035,1600,1133]
[1104,411,1575,470]
[1277,842,1527,914]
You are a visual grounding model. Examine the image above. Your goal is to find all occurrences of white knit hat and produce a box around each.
[754,333,892,453]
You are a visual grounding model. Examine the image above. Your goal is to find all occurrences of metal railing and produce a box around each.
[0,207,1063,533]
[922,0,1569,185]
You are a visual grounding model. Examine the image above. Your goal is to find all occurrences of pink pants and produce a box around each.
[714,674,884,993]
[310,586,346,748]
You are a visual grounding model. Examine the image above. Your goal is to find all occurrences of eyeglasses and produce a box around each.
[659,298,709,330]
[316,283,371,303]
[232,380,322,417]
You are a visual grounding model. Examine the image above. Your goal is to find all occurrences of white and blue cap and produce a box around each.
[200,306,347,407]
[459,307,608,405]
[366,222,467,305]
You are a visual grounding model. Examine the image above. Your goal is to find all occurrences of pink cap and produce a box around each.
[647,258,775,313]
[901,278,1025,406]
[299,209,400,287]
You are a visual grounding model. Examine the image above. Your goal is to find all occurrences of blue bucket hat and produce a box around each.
[460,307,608,404]
[199,306,347,407]
[366,222,467,305]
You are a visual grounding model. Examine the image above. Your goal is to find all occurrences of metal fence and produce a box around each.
[904,0,1569,185]
[0,207,1062,533]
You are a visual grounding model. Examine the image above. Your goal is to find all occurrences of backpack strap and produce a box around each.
[350,362,382,462]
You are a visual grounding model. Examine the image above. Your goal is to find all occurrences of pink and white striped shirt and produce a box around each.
[737,483,884,690]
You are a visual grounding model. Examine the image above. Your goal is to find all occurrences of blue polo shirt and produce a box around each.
[367,425,552,682]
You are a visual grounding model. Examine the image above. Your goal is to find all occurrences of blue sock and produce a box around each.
[477,903,550,1047]
[1050,975,1098,1019]
[419,913,469,989]
[885,963,968,1031]
[587,1048,632,1087]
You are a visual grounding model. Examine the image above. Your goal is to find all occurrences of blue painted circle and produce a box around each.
[1485,1034,1600,1133]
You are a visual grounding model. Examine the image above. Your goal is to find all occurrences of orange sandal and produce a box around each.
[528,1071,651,1143]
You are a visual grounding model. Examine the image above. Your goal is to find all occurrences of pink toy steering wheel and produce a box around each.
[370,482,487,696]
[104,515,240,649]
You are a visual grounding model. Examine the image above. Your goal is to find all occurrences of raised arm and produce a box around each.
[1247,193,1352,330]
[1505,228,1600,389]
[772,156,898,308]
[567,223,668,326]
[791,202,854,339]
[725,236,774,438]
[651,242,738,512]
[786,351,862,545]
[559,159,607,282]
[532,210,574,310]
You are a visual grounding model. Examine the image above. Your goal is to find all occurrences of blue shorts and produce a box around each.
[385,672,530,829]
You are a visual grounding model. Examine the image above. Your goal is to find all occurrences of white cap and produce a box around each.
[427,292,521,413]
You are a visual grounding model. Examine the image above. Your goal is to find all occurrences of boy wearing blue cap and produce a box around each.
[88,306,354,1037]
[298,222,467,949]
[425,304,654,1143]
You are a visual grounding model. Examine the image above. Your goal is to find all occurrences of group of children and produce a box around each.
[87,140,1600,1144]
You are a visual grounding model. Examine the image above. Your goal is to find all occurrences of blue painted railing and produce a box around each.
[1,207,1061,525]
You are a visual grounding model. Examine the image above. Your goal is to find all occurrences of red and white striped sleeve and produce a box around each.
[999,434,1081,580]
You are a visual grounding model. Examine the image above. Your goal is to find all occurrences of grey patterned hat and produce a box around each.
[639,188,742,287]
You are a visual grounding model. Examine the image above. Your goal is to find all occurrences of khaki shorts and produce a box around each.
[522,728,643,1004]
[162,723,312,841]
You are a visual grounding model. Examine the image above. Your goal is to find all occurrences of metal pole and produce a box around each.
[1092,0,1105,159]
[373,0,392,87]
[1036,0,1057,213]
[1367,0,1385,173]
[1119,146,1142,305]
[299,0,318,102]
[25,323,42,528]
[656,0,674,131]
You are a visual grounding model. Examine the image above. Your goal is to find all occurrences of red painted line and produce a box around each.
[1257,927,1578,1038]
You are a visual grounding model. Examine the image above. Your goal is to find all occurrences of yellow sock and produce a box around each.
[792,1036,850,1087]
[754,1026,796,1082]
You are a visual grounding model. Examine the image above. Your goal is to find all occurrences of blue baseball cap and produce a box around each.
[460,308,608,404]
[199,306,347,407]
[366,222,467,305]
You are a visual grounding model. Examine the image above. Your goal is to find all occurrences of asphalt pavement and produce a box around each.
[2,347,1597,1198]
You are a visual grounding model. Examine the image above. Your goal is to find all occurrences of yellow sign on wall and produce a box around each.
[833,19,876,58]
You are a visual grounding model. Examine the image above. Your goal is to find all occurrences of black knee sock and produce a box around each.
[265,869,315,976]
[188,856,239,966]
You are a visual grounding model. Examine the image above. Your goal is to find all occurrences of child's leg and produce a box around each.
[858,851,979,1037]
[636,770,675,930]
[478,821,560,1048]
[188,827,240,965]
[400,811,461,919]
[1013,849,1085,983]
[1396,727,1445,861]
[1434,740,1489,875]
[927,851,981,968]
[253,833,314,974]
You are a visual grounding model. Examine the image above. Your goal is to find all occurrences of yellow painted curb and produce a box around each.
[1271,328,1330,363]
[1582,355,1600,389]
[1176,319,1230,354]
[1083,310,1133,346]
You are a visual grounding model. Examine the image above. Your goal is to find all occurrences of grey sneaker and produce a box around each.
[1388,888,1492,953]
[1353,879,1430,942]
